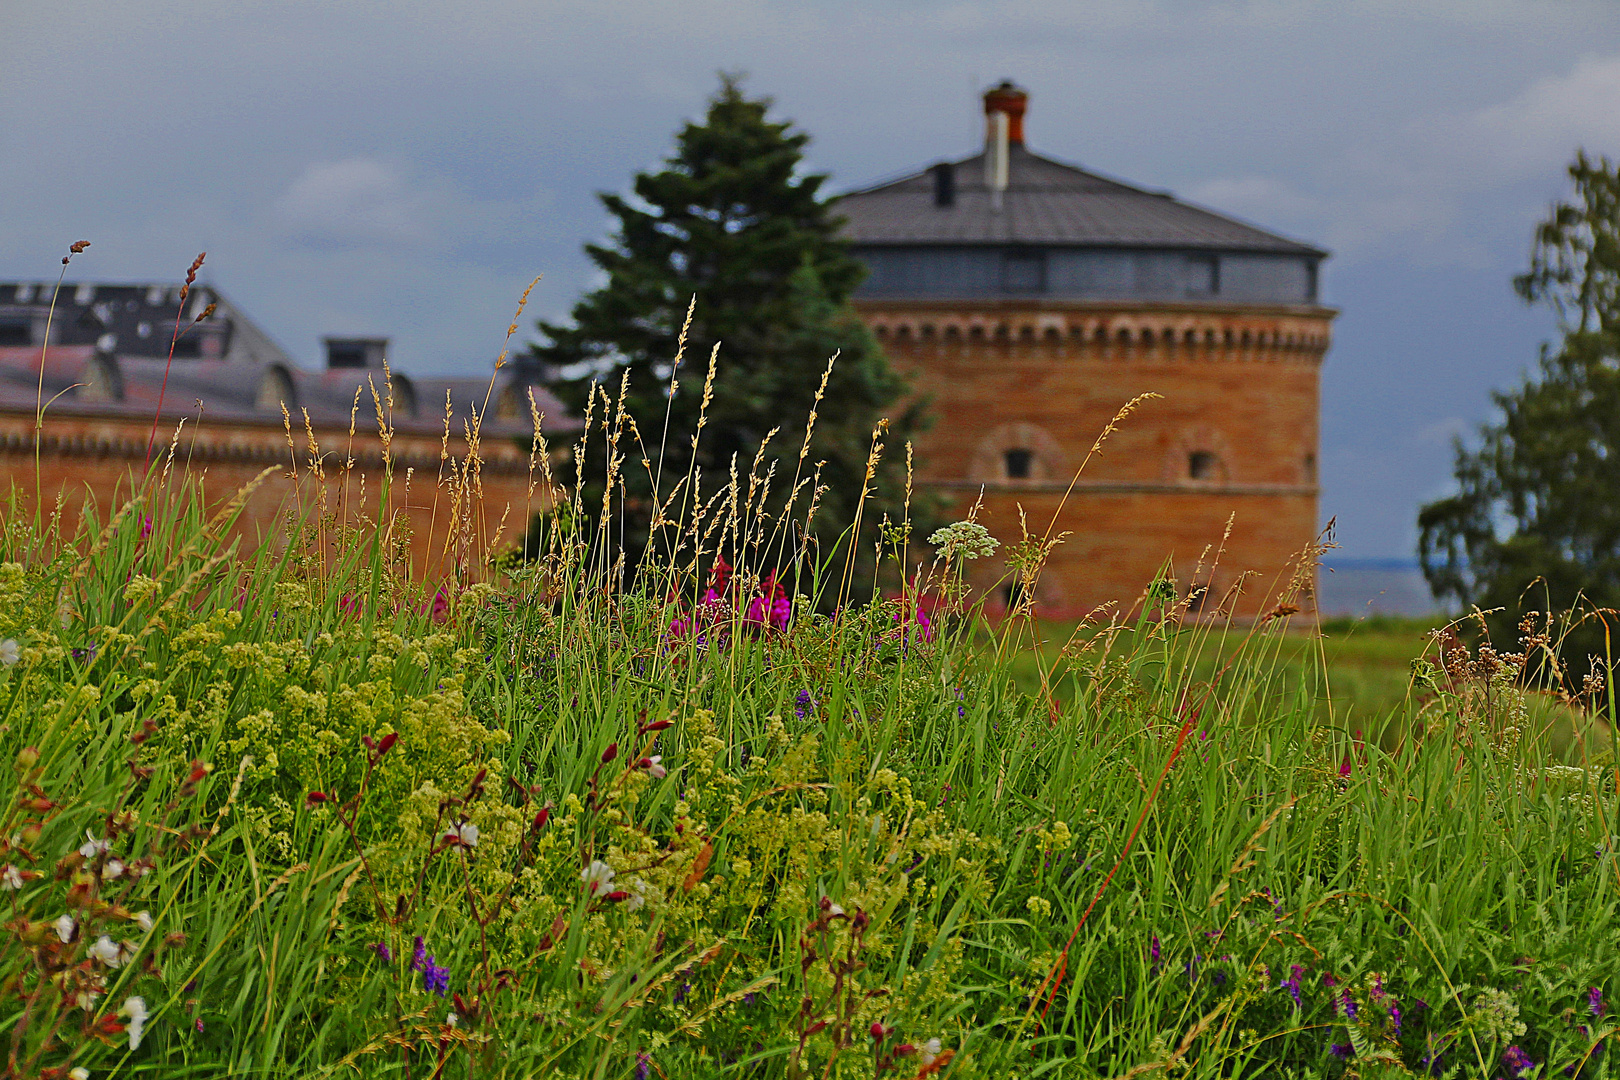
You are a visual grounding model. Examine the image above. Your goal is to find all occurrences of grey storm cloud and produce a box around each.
[4,0,1620,558]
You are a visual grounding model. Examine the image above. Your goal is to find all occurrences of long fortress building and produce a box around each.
[838,81,1335,618]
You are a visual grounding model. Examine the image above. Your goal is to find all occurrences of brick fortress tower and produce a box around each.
[837,82,1336,618]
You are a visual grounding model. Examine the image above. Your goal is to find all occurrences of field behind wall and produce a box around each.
[0,380,1615,1080]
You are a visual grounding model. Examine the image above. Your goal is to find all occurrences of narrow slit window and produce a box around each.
[1004,448,1033,479]
[1188,451,1219,480]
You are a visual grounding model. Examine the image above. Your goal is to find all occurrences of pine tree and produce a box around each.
[1419,151,1620,665]
[529,75,926,595]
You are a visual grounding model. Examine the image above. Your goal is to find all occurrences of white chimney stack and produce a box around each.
[986,110,1009,212]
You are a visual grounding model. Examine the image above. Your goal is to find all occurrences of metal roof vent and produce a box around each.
[930,162,955,208]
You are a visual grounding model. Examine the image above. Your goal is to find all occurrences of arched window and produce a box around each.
[1004,448,1033,479]
[1188,451,1220,480]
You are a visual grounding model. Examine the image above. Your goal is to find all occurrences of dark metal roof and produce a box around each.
[837,146,1325,256]
[0,281,576,435]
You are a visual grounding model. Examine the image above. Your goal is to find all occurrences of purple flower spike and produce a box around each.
[1389,1001,1402,1035]
[1150,935,1160,964]
[422,956,451,996]
[1329,1043,1352,1060]
[372,941,393,963]
[1502,1045,1536,1076]
[635,1052,652,1080]
[1281,965,1303,1008]
[1591,985,1606,1017]
[1340,990,1358,1020]
[410,935,427,972]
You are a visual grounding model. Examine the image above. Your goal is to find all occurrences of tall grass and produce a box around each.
[0,310,1615,1079]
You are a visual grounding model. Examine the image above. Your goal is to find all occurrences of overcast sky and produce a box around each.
[6,0,1620,559]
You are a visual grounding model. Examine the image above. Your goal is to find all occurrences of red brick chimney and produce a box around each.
[983,80,1028,146]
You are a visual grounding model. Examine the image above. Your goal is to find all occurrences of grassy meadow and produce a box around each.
[0,374,1616,1080]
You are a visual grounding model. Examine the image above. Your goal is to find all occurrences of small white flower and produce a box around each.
[68,1068,89,1080]
[88,935,123,967]
[580,859,616,894]
[2,865,24,890]
[54,913,76,943]
[102,859,124,880]
[0,639,19,668]
[78,833,110,859]
[75,989,101,1011]
[625,877,653,912]
[120,995,148,1050]
[642,755,667,779]
[919,1038,942,1066]
[443,821,479,848]
[826,903,845,918]
[134,911,154,933]
[446,1012,459,1028]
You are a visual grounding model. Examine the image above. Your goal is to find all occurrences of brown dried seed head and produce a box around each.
[70,240,91,254]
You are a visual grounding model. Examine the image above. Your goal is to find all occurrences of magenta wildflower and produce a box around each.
[195,1016,204,1033]
[372,942,393,962]
[1329,1043,1352,1060]
[1340,990,1358,1019]
[1591,986,1606,1016]
[1389,1001,1402,1035]
[635,1052,652,1080]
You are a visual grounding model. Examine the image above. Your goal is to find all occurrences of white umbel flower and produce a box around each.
[120,996,148,1049]
[54,914,75,943]
[88,936,123,967]
[0,639,19,667]
[580,859,615,894]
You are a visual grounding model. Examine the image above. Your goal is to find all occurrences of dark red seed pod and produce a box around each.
[532,808,550,831]
[377,732,399,756]
[603,890,631,903]
[644,719,674,732]
[362,735,376,751]
[601,743,618,764]
[869,1021,886,1039]
[305,791,328,808]
[805,1020,828,1036]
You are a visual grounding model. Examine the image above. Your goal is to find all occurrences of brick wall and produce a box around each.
[857,298,1335,619]
[0,406,553,581]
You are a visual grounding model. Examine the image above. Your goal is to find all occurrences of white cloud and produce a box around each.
[1185,175,1320,229]
[275,158,433,247]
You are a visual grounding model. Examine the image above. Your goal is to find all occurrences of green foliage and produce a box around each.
[1421,152,1620,667]
[0,373,1615,1078]
[530,75,927,586]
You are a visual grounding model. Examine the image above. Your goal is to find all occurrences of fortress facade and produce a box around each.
[838,82,1336,618]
